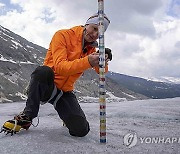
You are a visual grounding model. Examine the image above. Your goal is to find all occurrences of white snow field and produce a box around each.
[0,98,180,154]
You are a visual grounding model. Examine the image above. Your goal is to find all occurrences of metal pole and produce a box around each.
[98,0,106,143]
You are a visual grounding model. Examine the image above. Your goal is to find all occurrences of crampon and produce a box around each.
[0,112,32,136]
[0,126,18,136]
[0,120,31,136]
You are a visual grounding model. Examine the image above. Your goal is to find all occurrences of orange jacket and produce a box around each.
[44,26,108,92]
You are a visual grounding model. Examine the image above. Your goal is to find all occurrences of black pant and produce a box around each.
[24,66,90,137]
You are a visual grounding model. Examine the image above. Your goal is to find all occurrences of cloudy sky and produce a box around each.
[0,0,180,79]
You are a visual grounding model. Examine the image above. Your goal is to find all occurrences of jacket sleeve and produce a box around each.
[51,31,92,76]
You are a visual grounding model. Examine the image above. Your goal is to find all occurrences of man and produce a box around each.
[1,13,112,137]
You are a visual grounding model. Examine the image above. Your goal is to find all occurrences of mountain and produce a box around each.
[75,69,148,102]
[0,25,148,103]
[0,25,46,102]
[107,72,180,99]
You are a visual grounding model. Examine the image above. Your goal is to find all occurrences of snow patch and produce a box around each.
[0,92,13,103]
[0,97,12,103]
[122,91,136,99]
[2,32,14,39]
[162,77,180,84]
[0,35,8,41]
[32,53,37,59]
[106,91,127,102]
[5,72,20,85]
[74,89,81,93]
[0,55,35,64]
[26,45,34,49]
[0,25,10,33]
[20,61,36,65]
[79,96,98,103]
[79,91,126,103]
[0,55,17,63]
[15,92,27,100]
[23,47,27,51]
[11,40,23,49]
[145,76,180,84]
[155,86,168,90]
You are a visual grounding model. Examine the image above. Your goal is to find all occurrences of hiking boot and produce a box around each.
[0,112,32,135]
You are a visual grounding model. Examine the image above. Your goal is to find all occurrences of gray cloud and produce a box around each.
[175,41,180,48]
[105,0,162,37]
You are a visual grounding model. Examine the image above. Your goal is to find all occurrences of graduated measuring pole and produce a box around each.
[98,0,106,143]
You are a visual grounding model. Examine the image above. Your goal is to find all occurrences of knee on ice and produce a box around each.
[65,115,90,137]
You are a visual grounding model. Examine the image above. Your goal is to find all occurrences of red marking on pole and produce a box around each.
[100,105,106,109]
[100,132,106,137]
[100,78,105,81]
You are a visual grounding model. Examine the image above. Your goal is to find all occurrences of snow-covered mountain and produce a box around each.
[0,25,148,103]
[0,98,179,153]
[107,72,180,99]
[145,76,180,84]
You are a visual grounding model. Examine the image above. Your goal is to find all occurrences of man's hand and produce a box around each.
[88,48,112,67]
[105,48,112,61]
[88,52,99,67]
[105,54,110,66]
[97,48,112,61]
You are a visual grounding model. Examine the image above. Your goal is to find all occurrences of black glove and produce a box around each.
[97,48,112,61]
[105,48,112,61]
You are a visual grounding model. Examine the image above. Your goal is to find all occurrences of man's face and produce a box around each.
[84,24,99,42]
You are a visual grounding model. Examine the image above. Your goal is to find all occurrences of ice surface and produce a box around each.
[0,98,180,154]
